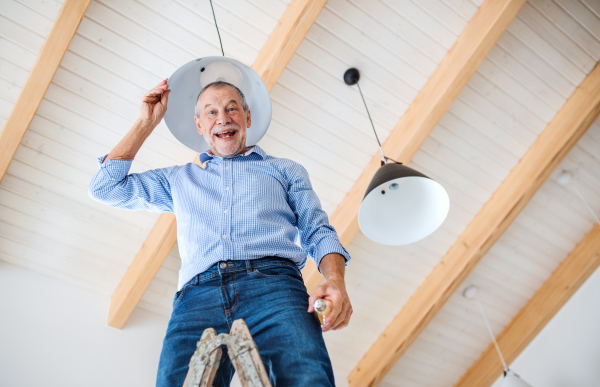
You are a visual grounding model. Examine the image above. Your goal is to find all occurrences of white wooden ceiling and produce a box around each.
[1,0,599,386]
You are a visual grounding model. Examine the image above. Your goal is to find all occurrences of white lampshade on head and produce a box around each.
[502,369,532,387]
[358,162,450,245]
[164,56,272,153]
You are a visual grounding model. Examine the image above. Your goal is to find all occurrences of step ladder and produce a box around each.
[182,319,272,387]
[182,300,332,387]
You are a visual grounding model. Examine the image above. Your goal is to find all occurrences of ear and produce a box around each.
[246,109,251,128]
[194,116,203,136]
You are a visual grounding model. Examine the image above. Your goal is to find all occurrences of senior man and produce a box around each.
[89,78,352,386]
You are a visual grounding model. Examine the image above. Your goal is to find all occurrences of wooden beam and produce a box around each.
[252,0,328,91]
[108,0,328,329]
[348,63,600,387]
[330,0,526,247]
[455,223,600,387]
[0,0,91,185]
[108,213,177,328]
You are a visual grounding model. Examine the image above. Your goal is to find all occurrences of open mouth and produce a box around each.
[215,130,237,139]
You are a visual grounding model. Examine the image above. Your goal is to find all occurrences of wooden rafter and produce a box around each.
[454,223,600,387]
[329,0,527,248]
[0,0,91,184]
[108,0,328,329]
[348,63,600,387]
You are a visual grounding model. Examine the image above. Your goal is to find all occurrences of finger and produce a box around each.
[331,310,347,330]
[307,286,326,313]
[332,306,352,330]
[142,93,159,102]
[346,305,354,326]
[144,82,169,97]
[142,89,168,105]
[161,89,171,107]
[142,90,162,103]
[323,296,343,330]
[329,302,347,330]
[147,85,168,97]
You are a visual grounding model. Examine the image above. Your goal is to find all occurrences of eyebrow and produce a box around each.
[203,99,239,109]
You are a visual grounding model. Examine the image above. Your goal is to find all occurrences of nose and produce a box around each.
[216,108,231,125]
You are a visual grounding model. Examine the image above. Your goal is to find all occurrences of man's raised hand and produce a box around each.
[139,79,171,128]
[103,79,171,162]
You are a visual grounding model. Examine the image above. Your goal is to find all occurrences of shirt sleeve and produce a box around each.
[88,155,176,213]
[286,162,351,272]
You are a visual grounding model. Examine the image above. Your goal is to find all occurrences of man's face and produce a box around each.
[194,85,251,158]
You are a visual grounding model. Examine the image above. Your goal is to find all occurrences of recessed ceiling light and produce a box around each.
[557,170,572,186]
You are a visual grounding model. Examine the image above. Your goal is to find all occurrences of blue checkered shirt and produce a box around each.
[89,145,350,289]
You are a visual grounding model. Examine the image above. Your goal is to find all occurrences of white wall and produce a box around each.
[491,266,600,387]
[0,261,169,387]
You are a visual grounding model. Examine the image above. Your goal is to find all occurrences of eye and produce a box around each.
[229,107,237,112]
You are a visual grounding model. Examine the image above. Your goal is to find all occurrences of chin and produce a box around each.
[215,141,244,157]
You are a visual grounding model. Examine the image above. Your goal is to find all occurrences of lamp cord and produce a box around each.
[356,82,386,164]
[475,298,509,372]
[209,0,224,56]
[468,183,599,377]
[574,186,600,226]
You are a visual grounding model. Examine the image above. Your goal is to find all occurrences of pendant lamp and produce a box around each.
[463,285,533,387]
[164,57,271,153]
[162,0,272,153]
[344,68,449,245]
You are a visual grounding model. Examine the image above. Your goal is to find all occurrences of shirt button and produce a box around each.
[224,209,228,214]
[225,187,230,191]
[222,235,227,239]
[220,262,227,269]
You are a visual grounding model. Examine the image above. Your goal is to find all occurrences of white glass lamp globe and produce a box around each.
[358,163,450,246]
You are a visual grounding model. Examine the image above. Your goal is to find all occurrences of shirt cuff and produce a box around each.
[97,154,133,180]
[313,239,351,274]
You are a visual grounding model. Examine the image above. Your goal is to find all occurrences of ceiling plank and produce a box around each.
[454,223,600,387]
[0,0,92,185]
[108,0,328,329]
[348,63,600,387]
[329,0,527,247]
[306,0,528,298]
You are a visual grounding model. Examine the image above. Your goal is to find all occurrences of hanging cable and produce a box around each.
[475,298,509,372]
[356,82,386,164]
[209,0,224,56]
[574,186,600,226]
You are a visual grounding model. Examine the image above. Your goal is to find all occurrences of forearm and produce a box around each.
[318,253,346,282]
[105,119,155,162]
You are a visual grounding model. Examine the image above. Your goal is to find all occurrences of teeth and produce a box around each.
[216,130,235,138]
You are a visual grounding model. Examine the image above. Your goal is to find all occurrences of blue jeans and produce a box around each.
[156,257,335,387]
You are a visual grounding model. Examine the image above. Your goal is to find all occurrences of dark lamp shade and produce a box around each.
[358,163,450,245]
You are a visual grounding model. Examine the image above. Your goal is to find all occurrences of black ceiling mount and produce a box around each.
[344,68,360,85]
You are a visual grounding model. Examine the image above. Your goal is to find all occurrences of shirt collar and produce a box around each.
[198,145,266,164]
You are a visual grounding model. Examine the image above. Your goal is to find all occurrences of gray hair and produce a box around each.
[194,81,249,117]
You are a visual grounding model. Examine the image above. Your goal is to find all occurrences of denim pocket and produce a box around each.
[252,263,303,281]
[172,284,190,309]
